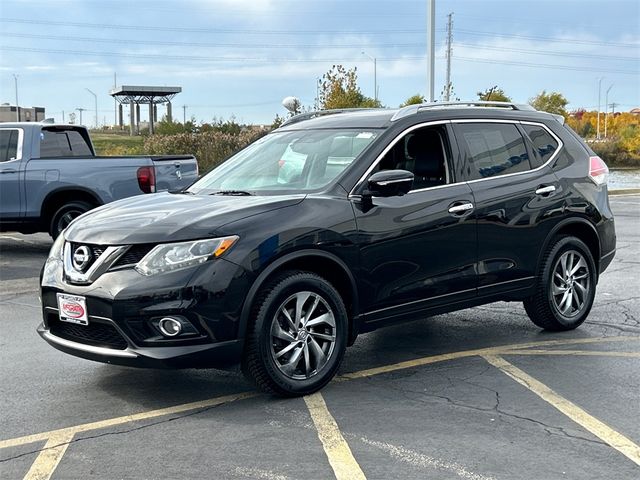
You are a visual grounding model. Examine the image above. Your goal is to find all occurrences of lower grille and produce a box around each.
[49,318,128,350]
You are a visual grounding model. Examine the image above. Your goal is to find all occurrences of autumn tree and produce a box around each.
[318,65,381,110]
[529,90,569,117]
[477,86,511,102]
[400,94,426,107]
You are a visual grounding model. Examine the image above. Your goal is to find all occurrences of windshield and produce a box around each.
[189,129,379,194]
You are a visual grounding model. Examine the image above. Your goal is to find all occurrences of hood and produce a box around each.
[65,192,305,244]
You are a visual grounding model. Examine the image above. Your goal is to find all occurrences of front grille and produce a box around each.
[112,244,154,268]
[49,318,128,350]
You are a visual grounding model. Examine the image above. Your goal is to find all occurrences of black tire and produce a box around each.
[524,235,597,331]
[49,201,93,239]
[242,270,348,397]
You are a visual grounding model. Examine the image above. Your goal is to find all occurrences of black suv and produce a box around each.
[39,101,616,396]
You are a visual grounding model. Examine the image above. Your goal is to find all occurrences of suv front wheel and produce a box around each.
[242,271,348,396]
[524,235,597,331]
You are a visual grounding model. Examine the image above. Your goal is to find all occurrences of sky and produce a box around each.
[0,0,638,127]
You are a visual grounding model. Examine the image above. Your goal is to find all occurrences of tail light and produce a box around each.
[137,166,156,193]
[588,156,609,185]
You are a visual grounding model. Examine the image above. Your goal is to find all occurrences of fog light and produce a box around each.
[158,317,183,337]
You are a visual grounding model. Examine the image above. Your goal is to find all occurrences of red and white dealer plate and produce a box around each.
[57,293,89,326]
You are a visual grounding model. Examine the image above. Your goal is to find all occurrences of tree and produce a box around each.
[318,65,381,110]
[400,94,425,107]
[529,90,569,117]
[477,86,511,102]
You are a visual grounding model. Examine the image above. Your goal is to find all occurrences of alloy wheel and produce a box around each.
[269,291,336,380]
[551,250,590,318]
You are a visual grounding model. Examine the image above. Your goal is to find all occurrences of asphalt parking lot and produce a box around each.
[1,195,639,480]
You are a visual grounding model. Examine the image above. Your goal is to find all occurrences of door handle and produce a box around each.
[535,185,556,196]
[448,201,474,215]
[0,169,17,174]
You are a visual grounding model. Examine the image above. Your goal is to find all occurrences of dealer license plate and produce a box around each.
[57,293,89,326]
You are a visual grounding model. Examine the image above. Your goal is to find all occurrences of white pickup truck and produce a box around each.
[0,122,198,238]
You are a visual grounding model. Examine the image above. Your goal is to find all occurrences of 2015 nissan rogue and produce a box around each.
[39,102,616,396]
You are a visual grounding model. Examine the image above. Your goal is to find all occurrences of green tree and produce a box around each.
[477,86,511,102]
[318,65,381,109]
[529,90,569,117]
[400,94,426,107]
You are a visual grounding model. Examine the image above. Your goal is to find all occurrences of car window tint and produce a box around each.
[522,124,559,167]
[0,130,19,162]
[457,123,531,179]
[40,129,92,157]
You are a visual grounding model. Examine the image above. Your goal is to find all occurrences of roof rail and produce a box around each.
[279,108,381,128]
[390,101,536,121]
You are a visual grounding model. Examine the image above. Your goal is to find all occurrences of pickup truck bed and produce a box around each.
[0,123,198,237]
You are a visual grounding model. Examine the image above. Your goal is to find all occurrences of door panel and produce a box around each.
[353,183,476,320]
[0,129,23,220]
[452,121,565,294]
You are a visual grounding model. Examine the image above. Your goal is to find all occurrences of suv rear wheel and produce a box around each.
[242,271,348,396]
[524,235,597,331]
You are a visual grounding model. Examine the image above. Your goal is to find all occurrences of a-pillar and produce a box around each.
[166,101,172,122]
[129,101,134,136]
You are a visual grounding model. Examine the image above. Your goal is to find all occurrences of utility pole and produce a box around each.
[596,77,604,140]
[604,84,613,139]
[182,105,187,124]
[610,102,618,114]
[426,0,435,102]
[113,72,117,127]
[85,88,98,129]
[444,12,453,101]
[62,110,65,123]
[362,51,377,103]
[13,74,19,121]
[76,108,86,125]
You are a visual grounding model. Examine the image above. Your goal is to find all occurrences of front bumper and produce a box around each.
[39,254,252,369]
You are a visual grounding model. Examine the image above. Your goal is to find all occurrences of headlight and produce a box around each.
[49,233,66,261]
[135,236,239,276]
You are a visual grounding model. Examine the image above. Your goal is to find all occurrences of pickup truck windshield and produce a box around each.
[189,129,378,194]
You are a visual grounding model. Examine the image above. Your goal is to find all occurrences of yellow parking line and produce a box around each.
[501,349,640,358]
[338,335,640,381]
[23,432,75,480]
[483,354,640,466]
[0,391,255,450]
[304,393,366,480]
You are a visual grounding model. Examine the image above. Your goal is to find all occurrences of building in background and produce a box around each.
[0,104,45,123]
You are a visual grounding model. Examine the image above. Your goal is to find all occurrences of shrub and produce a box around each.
[590,139,639,168]
[143,127,269,173]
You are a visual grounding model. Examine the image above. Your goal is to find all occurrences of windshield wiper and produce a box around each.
[210,190,254,196]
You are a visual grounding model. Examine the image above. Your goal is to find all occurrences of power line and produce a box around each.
[454,56,638,75]
[453,42,639,62]
[0,17,433,35]
[455,29,639,48]
[0,31,426,49]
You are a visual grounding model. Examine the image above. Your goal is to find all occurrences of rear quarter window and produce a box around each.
[521,124,559,168]
[455,123,531,180]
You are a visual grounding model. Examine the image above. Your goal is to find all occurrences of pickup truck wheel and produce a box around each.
[49,201,93,239]
[524,235,596,331]
[242,271,348,397]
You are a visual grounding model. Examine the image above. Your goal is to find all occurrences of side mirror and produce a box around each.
[366,169,414,197]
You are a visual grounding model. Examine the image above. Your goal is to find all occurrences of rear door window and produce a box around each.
[0,129,20,162]
[521,124,559,167]
[455,123,531,180]
[40,129,93,157]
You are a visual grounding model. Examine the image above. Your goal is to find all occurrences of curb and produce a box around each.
[609,189,640,196]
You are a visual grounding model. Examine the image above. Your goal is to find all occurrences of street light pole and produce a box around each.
[85,88,98,129]
[362,51,377,102]
[596,77,604,140]
[426,0,436,102]
[604,84,613,139]
[13,74,19,121]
